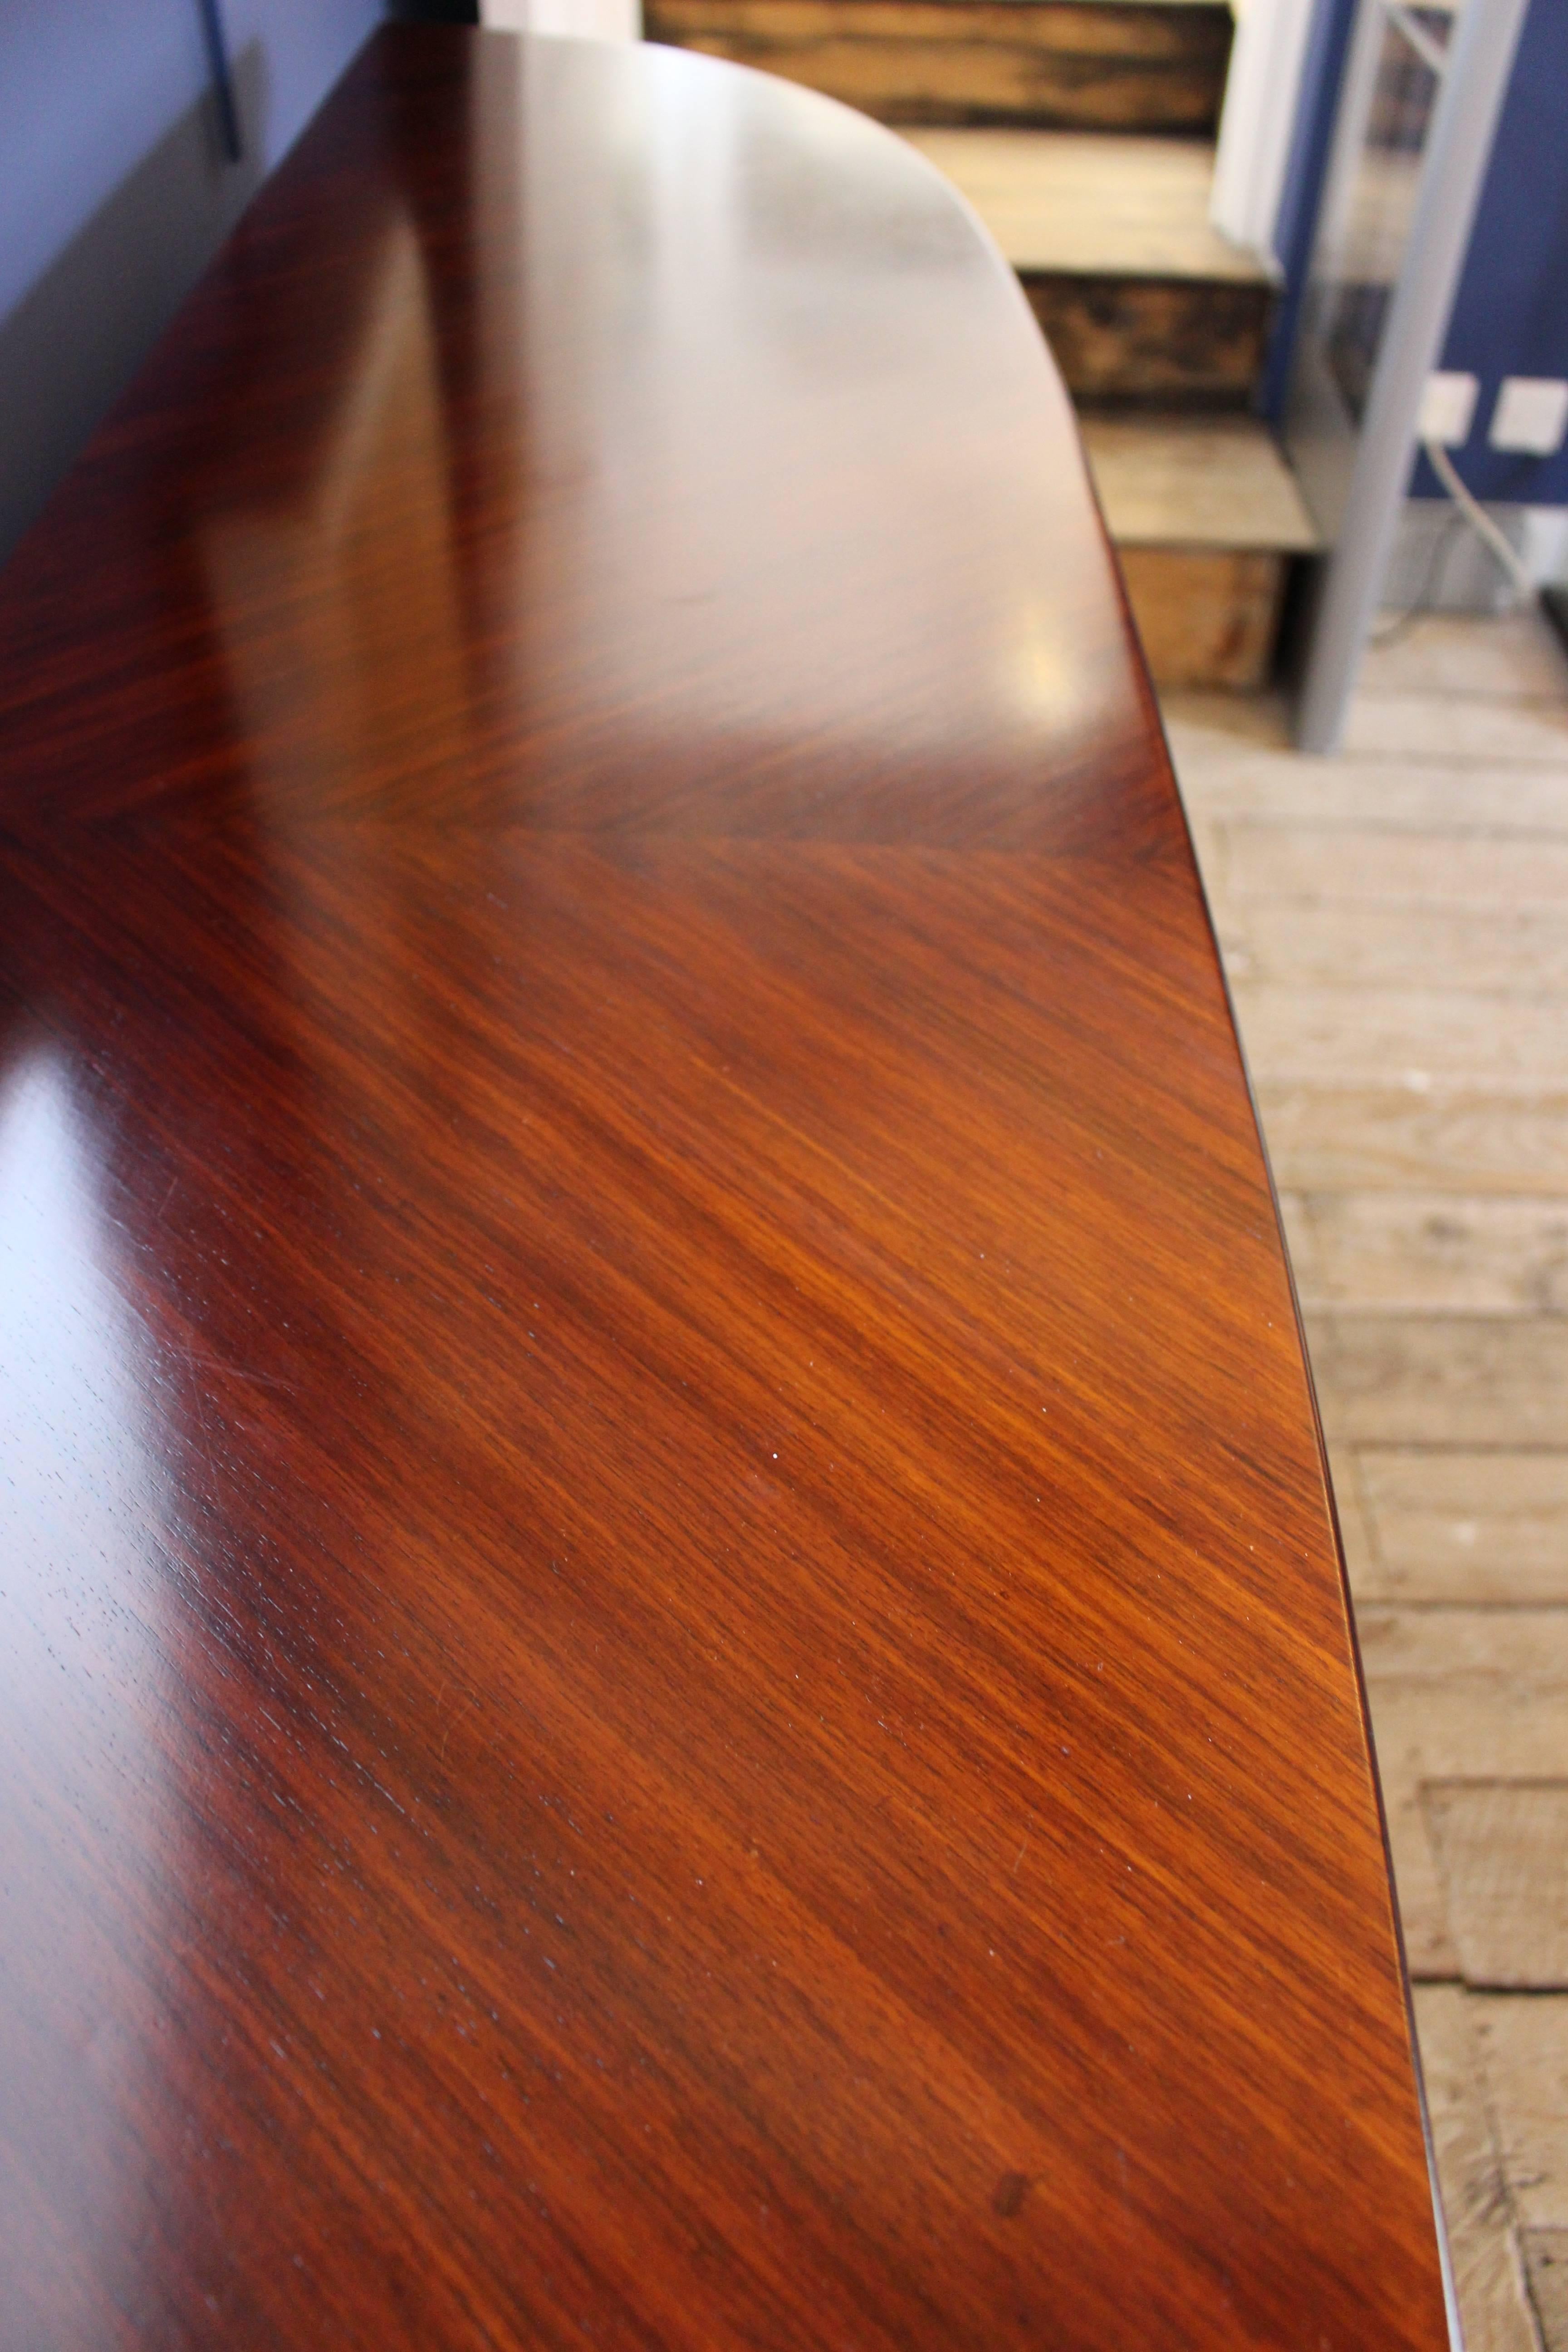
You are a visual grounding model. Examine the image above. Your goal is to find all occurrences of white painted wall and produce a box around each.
[480,0,642,41]
[1210,0,1318,269]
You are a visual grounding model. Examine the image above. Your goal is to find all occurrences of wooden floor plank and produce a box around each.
[1352,1606,1568,1693]
[1218,823,1568,909]
[1358,611,1568,703]
[1412,1987,1543,2352]
[1251,1085,1568,1196]
[1311,1314,1568,1446]
[1425,1785,1568,1989]
[1357,1609,1568,1976]
[1471,1995,1568,2231]
[1357,1450,1568,1605]
[1218,901,1568,994]
[1174,747,1568,835]
[1230,985,1568,1092]
[1283,1193,1568,1315]
[1521,2232,1568,2352]
[1343,692,1568,765]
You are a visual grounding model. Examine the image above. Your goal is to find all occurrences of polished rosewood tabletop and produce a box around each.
[0,26,1450,2351]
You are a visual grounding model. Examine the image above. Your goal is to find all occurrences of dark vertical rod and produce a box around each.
[196,0,244,162]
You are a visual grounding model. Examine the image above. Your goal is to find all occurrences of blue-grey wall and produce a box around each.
[1269,0,1568,506]
[0,0,381,565]
[1413,0,1568,506]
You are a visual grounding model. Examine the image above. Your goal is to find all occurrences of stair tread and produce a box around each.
[1080,413,1319,550]
[901,127,1265,280]
[666,0,1232,10]
[845,0,1231,8]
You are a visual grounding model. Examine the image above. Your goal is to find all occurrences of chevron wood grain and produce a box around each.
[0,29,1446,2350]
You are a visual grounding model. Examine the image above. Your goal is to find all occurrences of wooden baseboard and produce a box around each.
[644,0,1231,132]
[1118,546,1286,689]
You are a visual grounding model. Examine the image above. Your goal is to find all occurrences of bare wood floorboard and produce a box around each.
[1163,606,1568,2352]
[1231,984,1568,1089]
[1472,1995,1568,2230]
[1219,825,1568,909]
[1354,1604,1568,1990]
[1219,902,1568,994]
[1171,750,1568,835]
[1525,2236,1568,2352]
[1413,1986,1542,2352]
[1357,611,1568,701]
[1341,690,1568,766]
[1249,1083,1568,1196]
[1425,1787,1568,1989]
[1308,1313,1568,1446]
[1280,1191,1568,1315]
[1355,1449,1568,1604]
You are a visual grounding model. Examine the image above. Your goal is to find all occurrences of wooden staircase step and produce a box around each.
[642,0,1233,133]
[1078,414,1319,689]
[904,127,1273,402]
[1079,412,1316,547]
[1025,277,1271,402]
[900,127,1263,278]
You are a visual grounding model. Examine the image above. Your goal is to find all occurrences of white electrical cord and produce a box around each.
[1421,436,1537,604]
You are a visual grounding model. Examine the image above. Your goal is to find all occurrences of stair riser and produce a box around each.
[1024,276,1273,404]
[645,1,1231,132]
[1119,547,1288,689]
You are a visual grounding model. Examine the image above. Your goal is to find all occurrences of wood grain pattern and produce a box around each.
[1357,1449,1568,1602]
[1022,270,1273,402]
[1477,1995,1568,2234]
[1079,413,1318,552]
[644,0,1232,130]
[1117,547,1287,689]
[0,27,1447,2351]
[1247,1079,1568,1193]
[1523,2230,1568,2352]
[897,127,1267,281]
[1414,1987,1544,2352]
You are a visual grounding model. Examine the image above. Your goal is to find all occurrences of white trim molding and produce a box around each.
[1210,0,1317,269]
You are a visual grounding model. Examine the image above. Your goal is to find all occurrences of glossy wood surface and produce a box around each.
[0,29,1449,2351]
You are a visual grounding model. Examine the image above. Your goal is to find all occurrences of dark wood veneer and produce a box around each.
[644,0,1233,132]
[0,28,1447,2352]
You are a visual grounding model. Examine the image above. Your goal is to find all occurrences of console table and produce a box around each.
[0,29,1451,2349]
